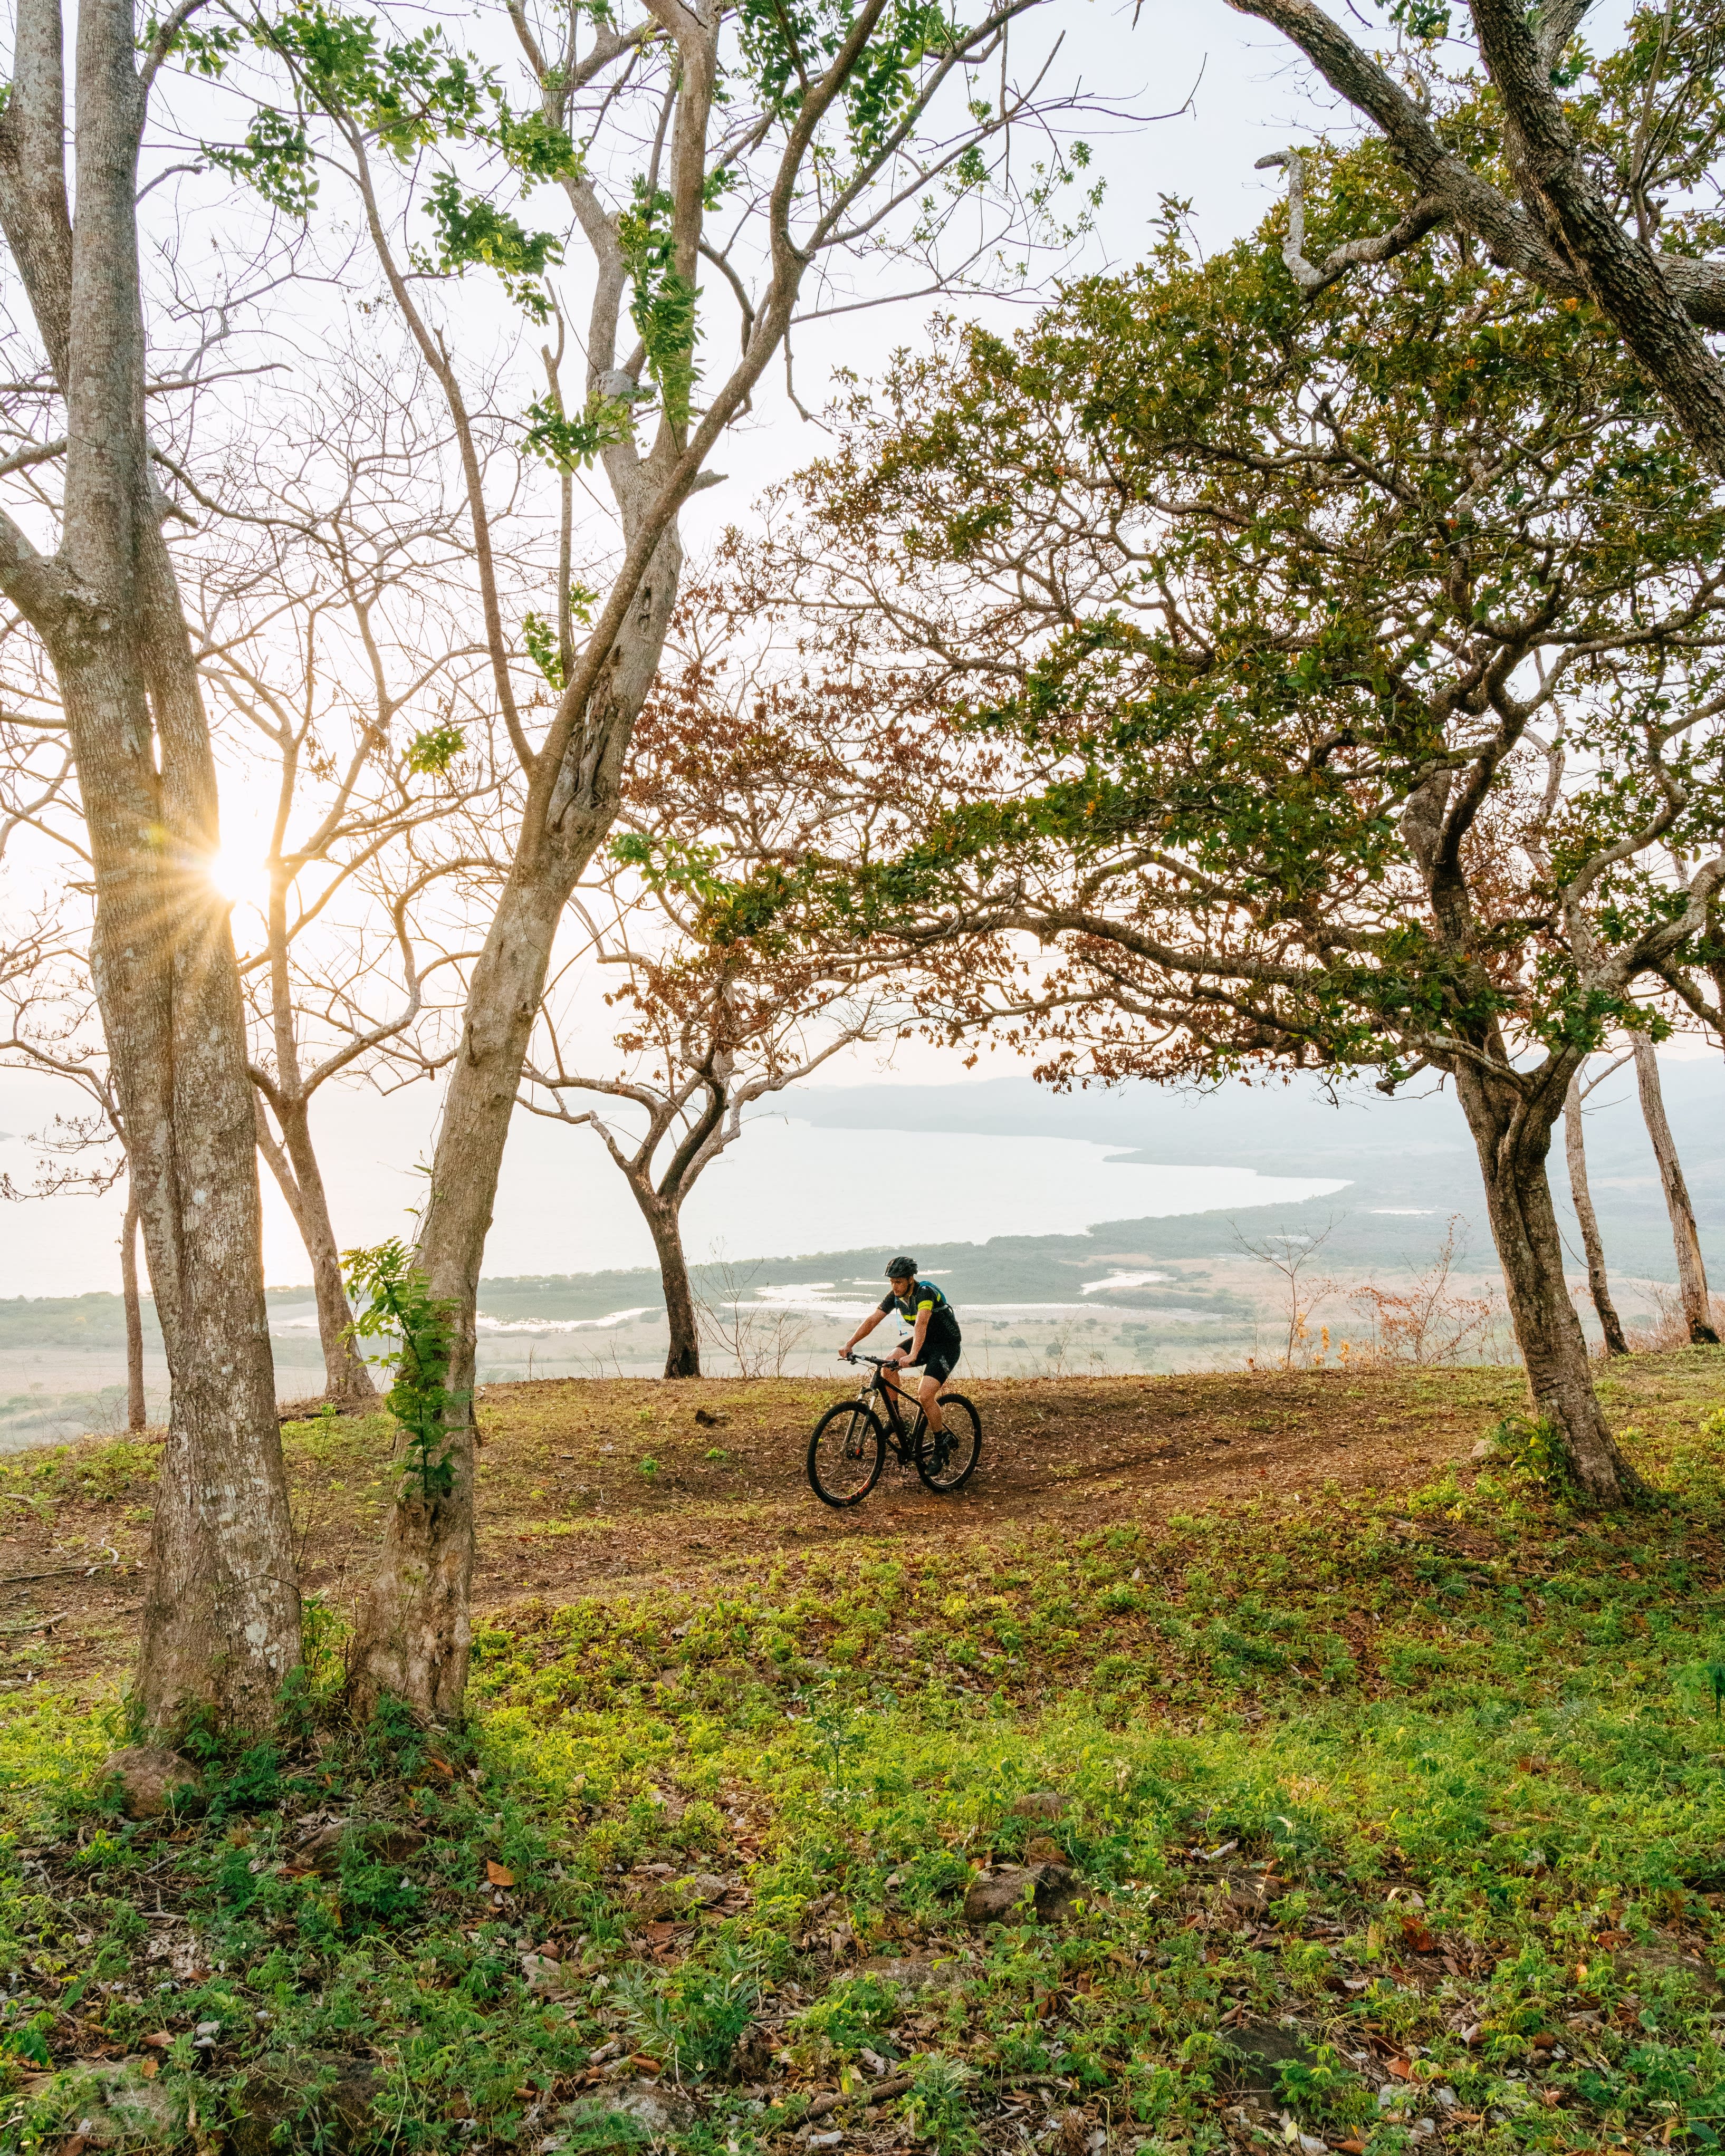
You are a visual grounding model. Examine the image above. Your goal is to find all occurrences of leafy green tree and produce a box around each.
[762,129,1725,1502]
[1222,0,1725,473]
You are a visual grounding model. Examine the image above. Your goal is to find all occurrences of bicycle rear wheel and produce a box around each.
[916,1393,982,1493]
[808,1402,887,1507]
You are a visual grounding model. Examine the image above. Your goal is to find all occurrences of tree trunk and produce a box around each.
[346,534,682,1722]
[1563,1071,1629,1357]
[642,1189,701,1378]
[257,1097,377,1403]
[121,1182,147,1430]
[1631,1032,1720,1344]
[1453,1061,1645,1503]
[0,0,301,1734]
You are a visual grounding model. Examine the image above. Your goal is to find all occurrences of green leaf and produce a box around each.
[416,171,562,320]
[341,1239,465,1502]
[522,612,563,690]
[522,393,631,472]
[617,179,701,429]
[204,107,318,217]
[405,721,464,775]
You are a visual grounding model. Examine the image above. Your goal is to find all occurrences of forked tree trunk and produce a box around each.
[1563,1072,1629,1357]
[640,1188,701,1379]
[346,537,682,1721]
[1453,1062,1645,1503]
[0,0,301,1732]
[257,1097,377,1403]
[121,1185,147,1430]
[1631,1032,1720,1344]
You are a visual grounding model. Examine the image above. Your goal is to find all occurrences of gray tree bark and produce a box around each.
[1631,1032,1719,1344]
[1563,1070,1630,1358]
[0,0,300,1730]
[121,1181,147,1430]
[1454,1060,1645,1502]
[255,1096,377,1404]
[346,548,679,1718]
[649,1197,702,1380]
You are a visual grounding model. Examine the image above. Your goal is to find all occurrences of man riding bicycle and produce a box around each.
[840,1258,962,1436]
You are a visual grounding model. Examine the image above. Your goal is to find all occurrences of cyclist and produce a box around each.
[839,1258,962,1438]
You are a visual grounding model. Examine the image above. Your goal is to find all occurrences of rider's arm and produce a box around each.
[842,1307,884,1354]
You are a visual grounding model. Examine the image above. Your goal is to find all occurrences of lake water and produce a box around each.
[0,1074,1346,1297]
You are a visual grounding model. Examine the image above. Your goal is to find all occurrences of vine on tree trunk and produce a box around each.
[342,1241,464,1500]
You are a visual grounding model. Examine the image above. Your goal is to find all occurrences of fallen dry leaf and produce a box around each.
[142,2031,172,2049]
[486,1860,515,1888]
[137,2056,159,2080]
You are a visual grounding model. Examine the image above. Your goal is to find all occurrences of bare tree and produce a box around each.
[1563,1055,1631,1359]
[518,605,918,1376]
[1235,1218,1337,1370]
[0,0,302,1725]
[524,920,900,1379]
[184,374,505,1401]
[1631,1029,1720,1344]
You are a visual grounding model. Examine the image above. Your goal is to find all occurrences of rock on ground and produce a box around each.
[101,1747,200,1821]
[1616,1943,1723,1996]
[963,1863,1086,1927]
[1215,2020,1321,2101]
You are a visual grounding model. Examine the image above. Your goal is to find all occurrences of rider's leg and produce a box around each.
[917,1370,945,1435]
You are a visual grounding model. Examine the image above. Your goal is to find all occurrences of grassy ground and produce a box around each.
[1,1352,1724,2155]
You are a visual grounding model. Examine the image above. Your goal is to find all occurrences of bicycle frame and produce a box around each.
[845,1352,927,1460]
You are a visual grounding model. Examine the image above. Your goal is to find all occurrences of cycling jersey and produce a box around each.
[878,1278,961,1360]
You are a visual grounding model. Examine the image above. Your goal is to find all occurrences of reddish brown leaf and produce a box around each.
[486,1860,515,1888]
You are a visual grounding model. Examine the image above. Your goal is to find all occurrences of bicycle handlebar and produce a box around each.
[840,1350,897,1368]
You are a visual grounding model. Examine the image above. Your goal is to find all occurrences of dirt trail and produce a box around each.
[0,1366,1532,1695]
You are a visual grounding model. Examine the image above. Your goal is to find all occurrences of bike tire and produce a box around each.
[916,1393,982,1493]
[808,1401,887,1507]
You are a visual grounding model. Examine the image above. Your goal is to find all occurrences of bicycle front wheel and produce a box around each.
[808,1402,887,1507]
[916,1394,982,1493]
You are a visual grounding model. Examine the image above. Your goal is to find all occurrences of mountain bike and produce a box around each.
[806,1351,982,1508]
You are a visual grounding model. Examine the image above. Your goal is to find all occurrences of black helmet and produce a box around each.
[885,1256,917,1280]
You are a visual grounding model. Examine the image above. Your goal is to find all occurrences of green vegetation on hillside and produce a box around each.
[2,1355,1724,2152]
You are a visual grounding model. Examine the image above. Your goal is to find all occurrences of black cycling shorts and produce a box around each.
[903,1340,960,1385]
